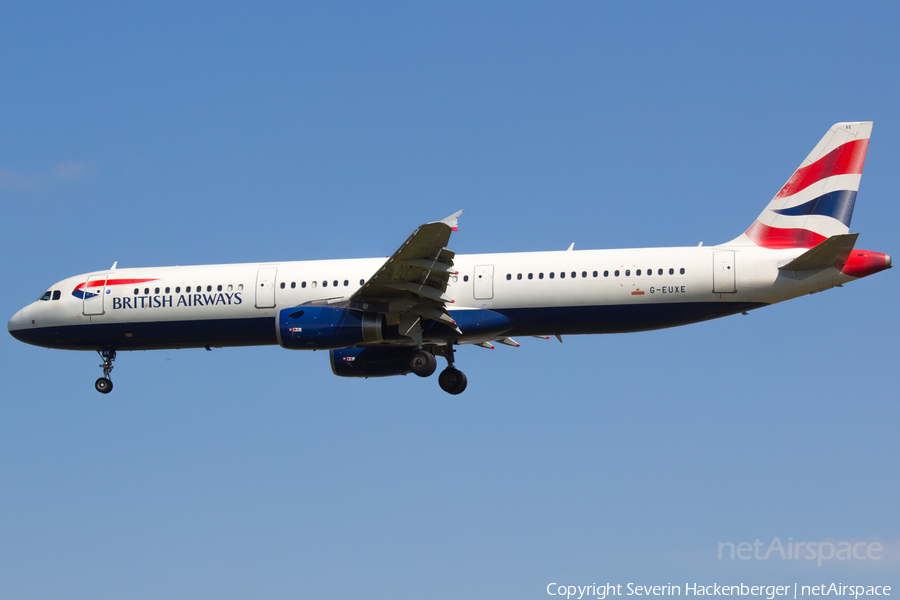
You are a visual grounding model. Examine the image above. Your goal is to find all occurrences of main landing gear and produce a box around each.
[95,348,116,394]
[411,345,467,395]
[409,349,438,378]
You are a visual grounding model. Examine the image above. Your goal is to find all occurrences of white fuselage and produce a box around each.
[8,243,849,352]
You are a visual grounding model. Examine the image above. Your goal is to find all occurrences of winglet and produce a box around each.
[438,210,464,231]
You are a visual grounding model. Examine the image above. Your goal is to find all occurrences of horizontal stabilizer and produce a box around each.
[778,233,858,271]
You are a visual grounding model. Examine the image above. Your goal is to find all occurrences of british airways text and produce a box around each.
[112,292,243,310]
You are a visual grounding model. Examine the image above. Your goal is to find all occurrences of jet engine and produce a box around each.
[330,346,417,378]
[277,306,384,350]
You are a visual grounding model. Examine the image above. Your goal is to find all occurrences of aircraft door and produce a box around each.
[82,275,108,316]
[712,251,736,293]
[473,265,494,300]
[255,267,278,308]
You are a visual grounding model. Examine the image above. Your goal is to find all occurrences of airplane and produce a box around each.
[7,122,892,395]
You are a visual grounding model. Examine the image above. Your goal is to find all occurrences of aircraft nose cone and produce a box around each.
[8,305,42,346]
[8,309,23,333]
[886,254,893,268]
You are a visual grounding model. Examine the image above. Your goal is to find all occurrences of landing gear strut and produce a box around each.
[435,344,467,395]
[95,348,116,394]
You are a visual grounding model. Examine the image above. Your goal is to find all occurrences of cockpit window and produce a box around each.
[39,291,52,301]
[52,290,61,300]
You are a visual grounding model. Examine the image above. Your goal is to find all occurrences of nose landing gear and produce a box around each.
[95,349,116,394]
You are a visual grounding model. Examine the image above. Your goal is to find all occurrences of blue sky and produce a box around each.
[1,2,898,598]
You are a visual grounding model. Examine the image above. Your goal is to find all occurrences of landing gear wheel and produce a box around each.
[95,348,117,394]
[438,367,467,395]
[95,377,113,394]
[409,349,437,377]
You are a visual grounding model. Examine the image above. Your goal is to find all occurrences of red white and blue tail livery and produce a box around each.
[8,122,892,395]
[737,121,871,249]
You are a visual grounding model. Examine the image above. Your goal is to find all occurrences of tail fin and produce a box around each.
[730,122,873,249]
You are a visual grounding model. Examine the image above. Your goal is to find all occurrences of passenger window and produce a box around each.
[539,273,544,279]
[582,271,587,278]
[625,270,631,276]
[311,281,317,288]
[280,282,285,289]
[615,270,620,277]
[134,288,139,295]
[187,286,192,293]
[603,270,609,277]
[301,282,307,288]
[333,280,338,287]
[658,269,663,275]
[227,284,233,292]
[517,273,522,280]
[323,281,328,287]
[506,274,511,281]
[165,287,170,293]
[207,285,212,292]
[550,272,555,279]
[218,285,223,292]
[559,272,564,279]
[39,291,51,301]
[680,268,686,274]
[669,268,674,275]
[291,282,296,289]
[176,287,181,293]
[464,275,469,282]
[238,284,243,291]
[155,287,160,294]
[359,279,364,285]
[636,270,641,276]
[572,272,577,278]
[144,288,149,294]
[344,280,349,286]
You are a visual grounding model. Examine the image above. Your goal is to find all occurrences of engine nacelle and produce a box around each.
[330,346,416,378]
[277,306,384,350]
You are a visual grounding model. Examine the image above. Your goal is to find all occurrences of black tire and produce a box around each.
[409,349,437,378]
[95,377,113,394]
[438,368,467,395]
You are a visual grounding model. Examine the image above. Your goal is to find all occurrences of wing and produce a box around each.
[350,210,464,342]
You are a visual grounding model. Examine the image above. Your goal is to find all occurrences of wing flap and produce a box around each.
[382,281,454,303]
